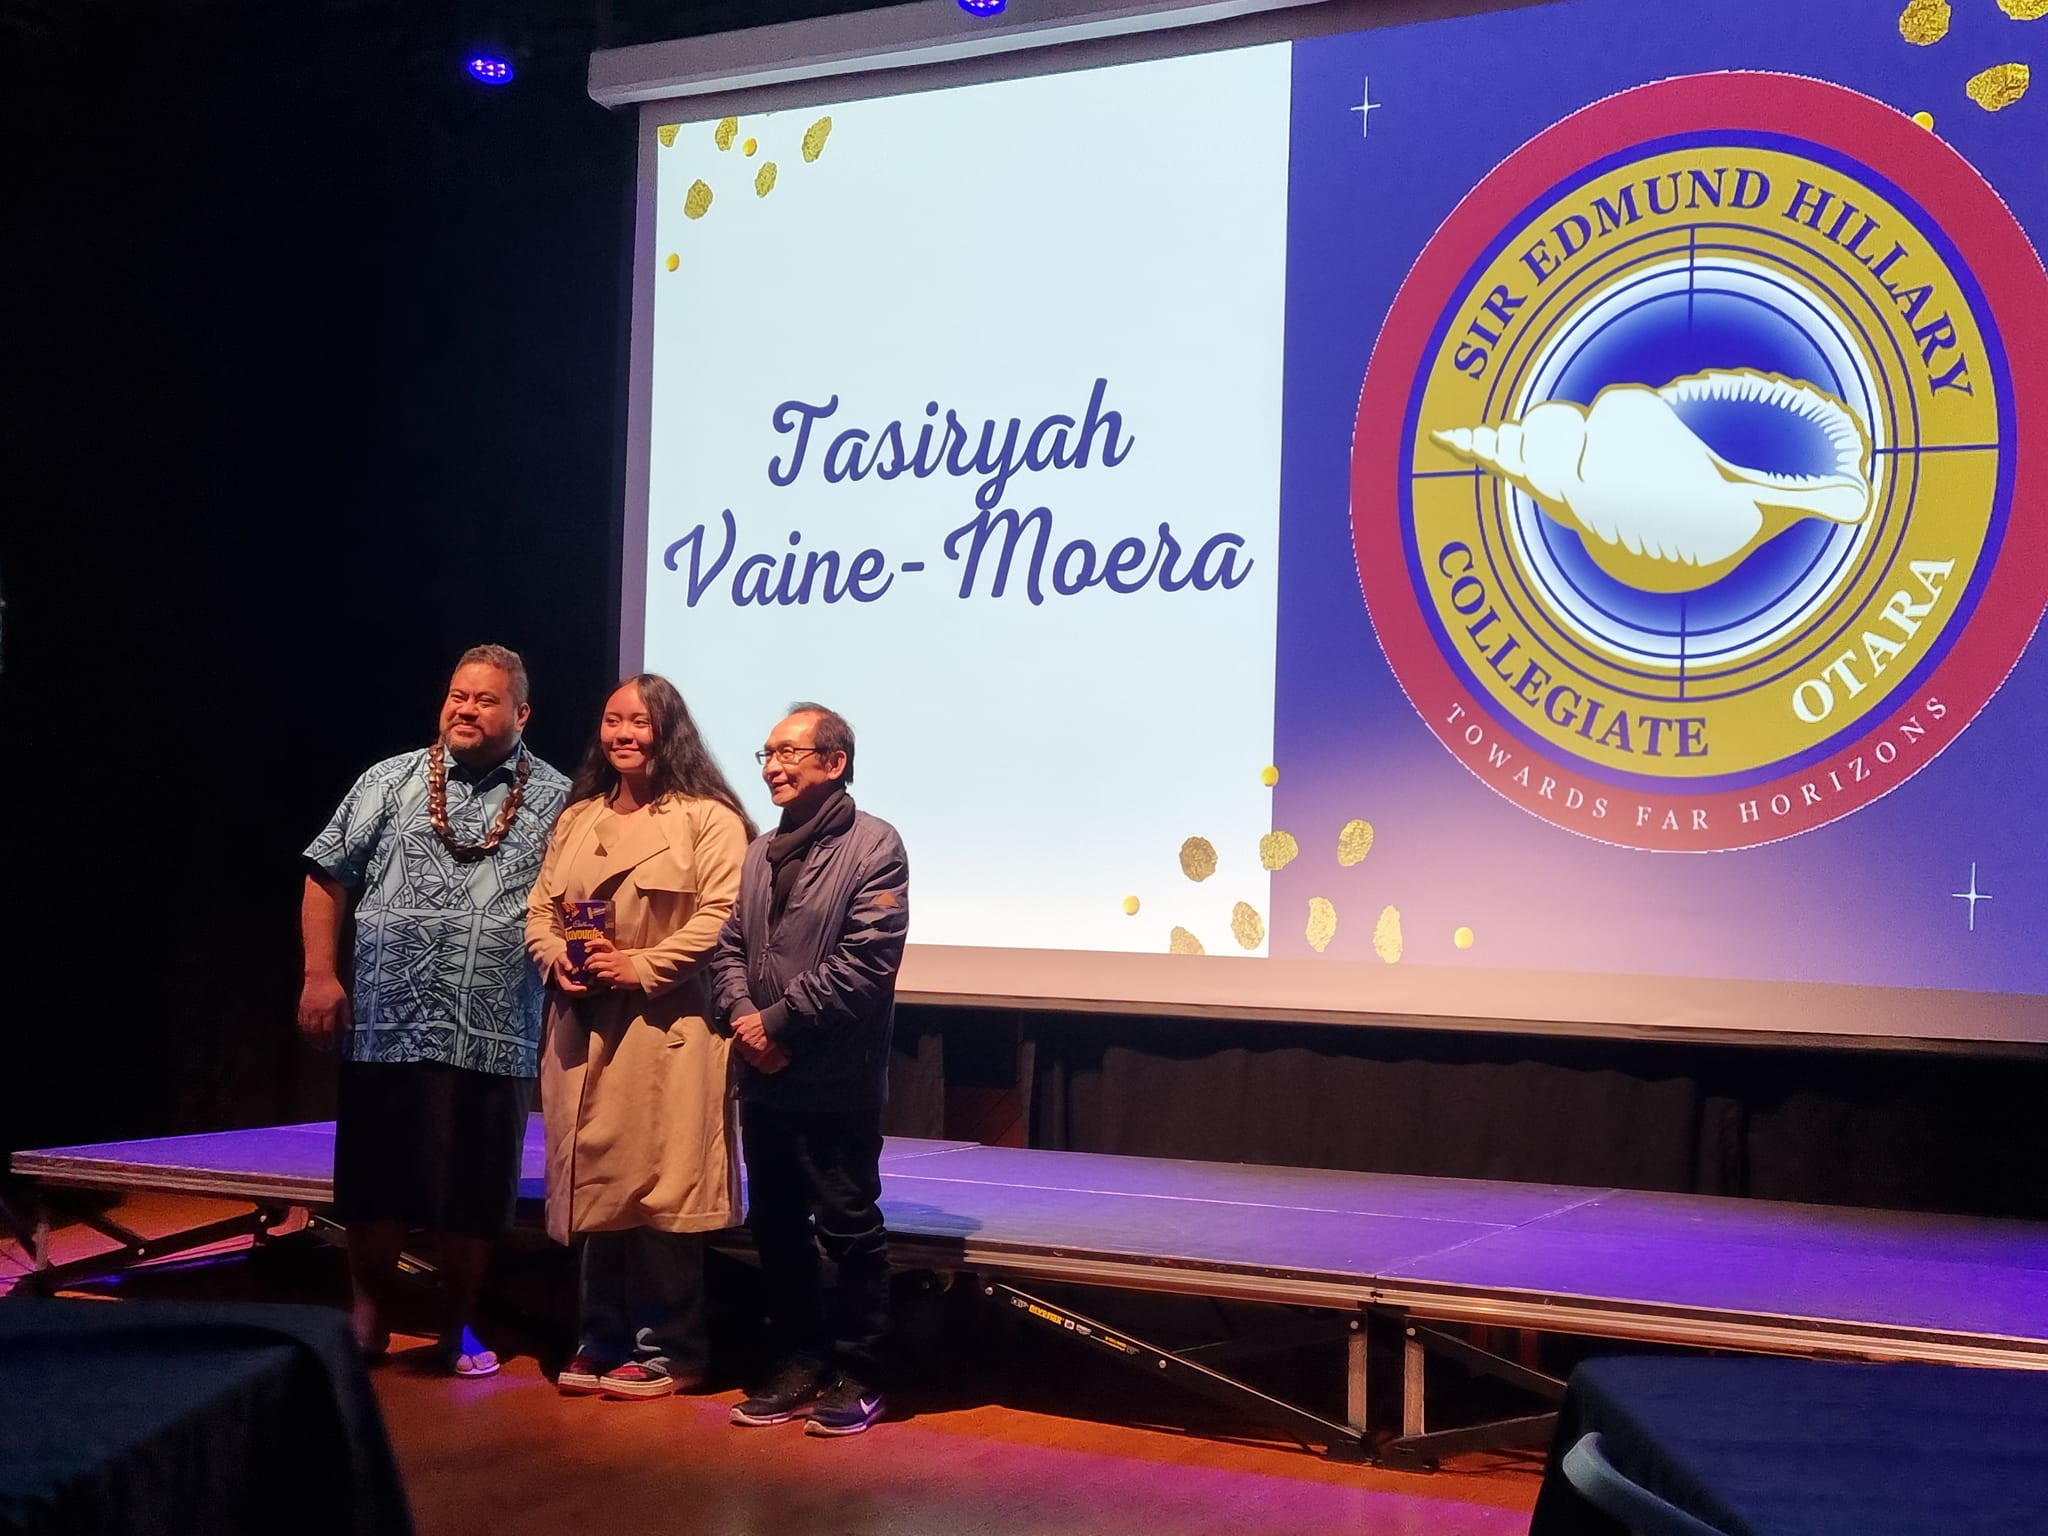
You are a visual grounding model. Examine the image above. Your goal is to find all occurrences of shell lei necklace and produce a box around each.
[427,742,531,862]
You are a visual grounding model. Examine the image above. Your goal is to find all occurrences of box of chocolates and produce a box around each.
[562,899,613,985]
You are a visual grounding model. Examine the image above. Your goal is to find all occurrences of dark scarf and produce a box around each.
[765,787,855,924]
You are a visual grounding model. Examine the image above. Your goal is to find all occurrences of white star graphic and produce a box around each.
[1951,862,1992,931]
[1351,78,1383,138]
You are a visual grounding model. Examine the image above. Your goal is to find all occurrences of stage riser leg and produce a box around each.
[1369,1309,1568,1470]
[982,1279,1370,1461]
[1346,1318,1368,1434]
[1410,1324,1567,1400]
[8,1207,292,1297]
[1380,1413,1559,1470]
[1403,1328,1426,1437]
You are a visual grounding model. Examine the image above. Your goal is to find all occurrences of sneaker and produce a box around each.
[729,1359,824,1426]
[599,1362,683,1400]
[556,1351,614,1396]
[804,1375,884,1437]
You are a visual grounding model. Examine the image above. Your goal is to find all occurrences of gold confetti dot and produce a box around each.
[802,115,833,162]
[714,117,738,151]
[743,137,758,156]
[664,252,679,272]
[683,180,713,220]
[1230,902,1265,950]
[1372,906,1404,964]
[657,124,679,149]
[1911,110,1936,129]
[1998,0,2048,18]
[1179,837,1218,882]
[1898,0,1951,45]
[755,161,777,198]
[1454,925,1476,950]
[1260,765,1280,787]
[1336,819,1375,867]
[1121,895,1140,916]
[1169,927,1205,955]
[1967,62,2031,110]
[1260,830,1300,871]
[1306,898,1337,954]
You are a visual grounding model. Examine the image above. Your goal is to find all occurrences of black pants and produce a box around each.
[578,1228,708,1379]
[740,1100,889,1387]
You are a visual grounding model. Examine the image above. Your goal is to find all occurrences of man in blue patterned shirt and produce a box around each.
[299,643,569,1375]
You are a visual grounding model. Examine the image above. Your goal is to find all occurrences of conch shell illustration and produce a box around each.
[1432,371,1873,593]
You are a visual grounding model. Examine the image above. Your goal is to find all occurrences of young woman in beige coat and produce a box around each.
[525,673,757,1398]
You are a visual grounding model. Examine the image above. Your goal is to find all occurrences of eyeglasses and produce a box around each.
[754,745,824,766]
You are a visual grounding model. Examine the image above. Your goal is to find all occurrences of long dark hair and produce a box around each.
[569,673,758,838]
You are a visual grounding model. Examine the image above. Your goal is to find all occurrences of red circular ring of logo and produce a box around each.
[1353,73,2048,851]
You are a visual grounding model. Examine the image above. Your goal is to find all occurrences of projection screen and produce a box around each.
[593,0,2048,1047]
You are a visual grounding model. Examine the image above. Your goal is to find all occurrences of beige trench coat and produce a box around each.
[524,793,749,1244]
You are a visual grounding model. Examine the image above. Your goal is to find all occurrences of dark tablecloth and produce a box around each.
[1528,1354,2048,1536]
[0,1301,412,1536]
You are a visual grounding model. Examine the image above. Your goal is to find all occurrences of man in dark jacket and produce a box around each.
[709,702,909,1437]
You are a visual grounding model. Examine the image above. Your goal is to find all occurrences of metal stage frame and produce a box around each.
[13,1121,2048,1468]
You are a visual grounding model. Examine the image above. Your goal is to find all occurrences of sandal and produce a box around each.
[441,1325,502,1379]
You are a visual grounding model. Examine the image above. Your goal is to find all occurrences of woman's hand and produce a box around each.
[548,955,591,995]
[580,937,644,991]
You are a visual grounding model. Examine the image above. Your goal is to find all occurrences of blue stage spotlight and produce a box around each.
[958,0,1006,15]
[465,52,516,85]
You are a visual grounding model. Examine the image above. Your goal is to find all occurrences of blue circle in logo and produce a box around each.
[1538,284,1856,641]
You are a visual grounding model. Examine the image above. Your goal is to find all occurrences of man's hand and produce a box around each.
[731,1014,790,1075]
[732,1011,770,1053]
[548,956,591,995]
[297,973,351,1047]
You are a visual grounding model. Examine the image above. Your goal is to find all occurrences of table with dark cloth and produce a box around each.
[1529,1354,2048,1536]
[0,1301,412,1536]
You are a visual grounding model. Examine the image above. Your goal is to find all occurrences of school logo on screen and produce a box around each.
[1353,73,2048,851]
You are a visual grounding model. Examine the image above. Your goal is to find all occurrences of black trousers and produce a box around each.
[740,1100,889,1387]
[578,1227,708,1379]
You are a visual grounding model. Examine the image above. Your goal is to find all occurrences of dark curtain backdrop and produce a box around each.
[5,2,2044,1222]
[884,1009,2048,1219]
[3,3,632,1154]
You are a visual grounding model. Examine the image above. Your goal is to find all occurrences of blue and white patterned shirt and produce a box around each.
[305,744,571,1077]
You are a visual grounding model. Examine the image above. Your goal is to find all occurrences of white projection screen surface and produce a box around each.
[599,0,2048,1048]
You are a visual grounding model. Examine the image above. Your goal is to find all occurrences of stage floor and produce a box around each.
[16,1116,2048,1374]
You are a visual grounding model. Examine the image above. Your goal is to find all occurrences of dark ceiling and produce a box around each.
[2,0,908,91]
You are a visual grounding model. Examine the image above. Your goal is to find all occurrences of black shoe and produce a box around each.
[804,1374,885,1437]
[729,1359,824,1426]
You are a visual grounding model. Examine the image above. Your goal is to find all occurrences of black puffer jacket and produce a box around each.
[708,809,909,1111]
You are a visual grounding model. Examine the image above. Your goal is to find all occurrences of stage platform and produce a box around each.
[14,1119,2048,1464]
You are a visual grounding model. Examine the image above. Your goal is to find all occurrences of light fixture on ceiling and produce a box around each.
[464,50,516,85]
